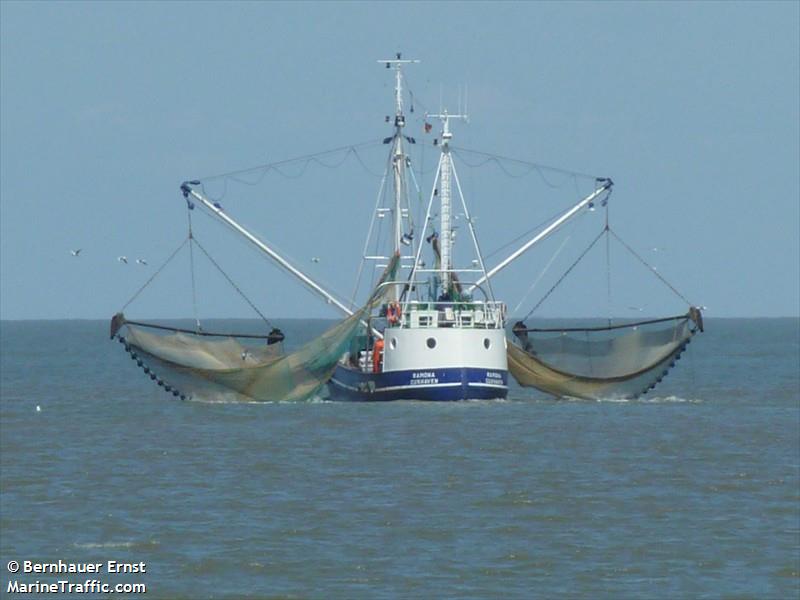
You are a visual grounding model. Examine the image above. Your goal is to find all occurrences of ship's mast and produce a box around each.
[378,53,418,299]
[428,110,468,292]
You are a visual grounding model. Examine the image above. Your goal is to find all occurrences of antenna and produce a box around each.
[376,53,420,117]
[426,109,469,144]
[432,86,471,128]
[377,52,419,67]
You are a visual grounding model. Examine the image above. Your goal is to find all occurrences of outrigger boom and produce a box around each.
[468,178,613,292]
[182,177,613,320]
[180,183,355,317]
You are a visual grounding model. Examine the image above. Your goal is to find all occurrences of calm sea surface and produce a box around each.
[1,318,798,599]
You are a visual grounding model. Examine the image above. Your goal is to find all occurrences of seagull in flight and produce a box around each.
[70,249,82,257]
[136,258,148,266]
[118,256,128,264]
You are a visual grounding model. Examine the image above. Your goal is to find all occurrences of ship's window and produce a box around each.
[426,337,436,349]
[484,338,491,349]
[390,337,397,349]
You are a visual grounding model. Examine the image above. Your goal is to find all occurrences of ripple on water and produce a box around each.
[1,318,798,599]
[73,540,160,550]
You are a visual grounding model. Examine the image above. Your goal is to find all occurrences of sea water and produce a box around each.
[1,318,798,599]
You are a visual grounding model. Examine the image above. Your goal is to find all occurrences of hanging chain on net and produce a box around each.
[120,237,190,313]
[523,227,607,321]
[119,197,275,332]
[187,208,201,331]
[608,227,694,307]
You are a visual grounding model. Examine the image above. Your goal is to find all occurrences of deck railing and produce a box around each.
[389,300,506,330]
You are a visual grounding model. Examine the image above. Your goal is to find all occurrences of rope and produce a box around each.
[193,139,382,182]
[351,146,386,178]
[189,200,353,312]
[485,203,589,261]
[270,160,314,180]
[367,169,389,292]
[200,178,229,203]
[451,146,600,187]
[524,228,606,320]
[454,151,564,188]
[519,314,689,333]
[121,237,189,312]
[122,320,278,339]
[190,235,273,327]
[194,145,385,202]
[605,212,612,327]
[188,211,200,331]
[609,228,693,306]
[120,205,275,329]
[402,72,433,117]
[351,168,389,306]
[511,235,571,315]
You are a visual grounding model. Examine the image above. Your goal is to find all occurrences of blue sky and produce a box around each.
[1,1,798,320]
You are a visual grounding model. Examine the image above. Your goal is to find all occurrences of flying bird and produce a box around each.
[70,249,82,257]
[311,257,320,263]
[136,258,148,266]
[118,256,128,264]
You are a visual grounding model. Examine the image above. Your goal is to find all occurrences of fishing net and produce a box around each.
[113,255,399,402]
[508,310,702,399]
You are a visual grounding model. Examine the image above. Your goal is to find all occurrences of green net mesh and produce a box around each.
[116,255,399,402]
[508,313,700,400]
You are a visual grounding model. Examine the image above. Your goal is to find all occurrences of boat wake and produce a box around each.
[184,390,333,404]
[182,389,272,404]
[637,394,704,404]
[559,394,703,404]
[73,540,159,550]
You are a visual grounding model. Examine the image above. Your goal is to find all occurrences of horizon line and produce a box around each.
[1,315,799,322]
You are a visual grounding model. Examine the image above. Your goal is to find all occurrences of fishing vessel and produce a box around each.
[110,54,702,402]
[329,56,509,401]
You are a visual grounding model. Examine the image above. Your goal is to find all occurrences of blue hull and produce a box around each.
[329,365,508,401]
